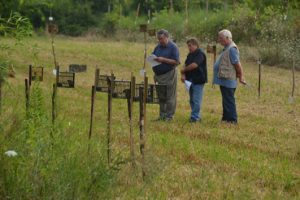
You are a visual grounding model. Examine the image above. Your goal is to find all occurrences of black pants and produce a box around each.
[220,86,237,123]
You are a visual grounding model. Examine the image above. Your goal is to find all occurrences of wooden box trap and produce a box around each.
[57,71,75,88]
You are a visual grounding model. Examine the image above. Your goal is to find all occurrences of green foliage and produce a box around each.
[0,12,32,40]
[257,6,300,67]
[101,12,119,36]
[0,84,115,199]
[0,12,32,82]
[151,9,185,40]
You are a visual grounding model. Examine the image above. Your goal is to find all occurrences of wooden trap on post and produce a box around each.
[57,71,75,88]
[29,65,44,86]
[48,23,59,34]
[134,83,168,104]
[96,74,115,92]
[111,80,131,99]
[69,64,87,73]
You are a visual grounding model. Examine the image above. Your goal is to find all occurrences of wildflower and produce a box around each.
[4,150,18,157]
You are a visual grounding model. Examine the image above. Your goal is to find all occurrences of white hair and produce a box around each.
[219,29,232,41]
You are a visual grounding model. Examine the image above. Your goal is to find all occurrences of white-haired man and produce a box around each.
[213,29,246,124]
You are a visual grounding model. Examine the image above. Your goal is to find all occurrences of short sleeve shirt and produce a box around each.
[152,41,180,75]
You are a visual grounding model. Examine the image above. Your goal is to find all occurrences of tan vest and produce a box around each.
[218,42,238,80]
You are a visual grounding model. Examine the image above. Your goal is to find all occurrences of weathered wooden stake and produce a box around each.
[128,74,136,167]
[25,79,30,115]
[213,45,217,64]
[29,65,32,86]
[89,86,96,139]
[107,72,113,165]
[52,65,60,124]
[89,68,99,140]
[143,31,147,70]
[291,58,295,98]
[52,83,57,124]
[258,58,262,98]
[211,45,217,88]
[139,74,148,179]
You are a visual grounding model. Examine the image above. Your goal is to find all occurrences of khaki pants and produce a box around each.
[154,69,177,119]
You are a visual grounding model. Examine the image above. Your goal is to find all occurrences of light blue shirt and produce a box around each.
[213,45,239,88]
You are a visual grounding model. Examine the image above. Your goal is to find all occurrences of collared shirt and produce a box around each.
[152,41,180,75]
[184,48,207,84]
[213,45,239,88]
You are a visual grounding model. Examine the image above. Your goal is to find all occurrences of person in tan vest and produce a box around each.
[213,29,246,124]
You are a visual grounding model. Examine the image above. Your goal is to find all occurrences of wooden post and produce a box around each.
[52,83,57,124]
[143,31,147,71]
[29,65,32,87]
[291,58,295,98]
[51,31,58,68]
[89,86,96,139]
[56,65,60,86]
[213,45,216,64]
[41,67,44,81]
[212,45,217,88]
[258,58,262,98]
[128,74,136,167]
[89,68,99,140]
[107,73,113,165]
[25,79,30,116]
[139,74,148,179]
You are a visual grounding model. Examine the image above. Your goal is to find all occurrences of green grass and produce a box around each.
[0,36,299,199]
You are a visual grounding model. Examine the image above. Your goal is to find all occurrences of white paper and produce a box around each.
[184,80,192,91]
[147,54,161,67]
[52,69,57,75]
[140,68,146,76]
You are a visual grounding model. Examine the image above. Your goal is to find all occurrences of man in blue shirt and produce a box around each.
[213,29,246,123]
[152,29,180,121]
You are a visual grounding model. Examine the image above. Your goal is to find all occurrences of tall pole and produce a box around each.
[129,73,136,167]
[25,79,30,116]
[107,72,114,165]
[291,57,295,98]
[258,58,262,98]
[139,74,148,179]
[89,68,99,140]
[143,31,147,71]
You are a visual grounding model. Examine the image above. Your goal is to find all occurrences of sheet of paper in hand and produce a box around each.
[184,80,192,92]
[147,54,161,67]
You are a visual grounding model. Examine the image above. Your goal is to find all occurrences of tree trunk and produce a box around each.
[169,0,174,13]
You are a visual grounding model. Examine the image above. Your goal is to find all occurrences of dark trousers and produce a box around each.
[220,86,237,123]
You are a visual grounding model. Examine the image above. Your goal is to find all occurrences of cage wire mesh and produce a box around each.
[31,67,43,81]
[57,72,75,88]
[134,84,168,104]
[111,80,131,99]
[96,75,115,92]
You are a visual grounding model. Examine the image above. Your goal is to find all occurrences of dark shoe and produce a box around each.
[189,118,200,123]
[221,120,237,125]
[165,117,173,122]
[189,118,199,123]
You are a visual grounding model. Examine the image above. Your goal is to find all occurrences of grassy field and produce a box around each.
[0,36,299,199]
